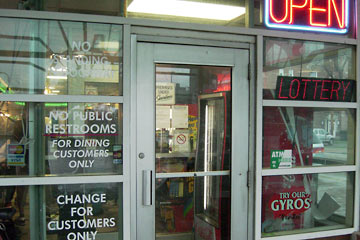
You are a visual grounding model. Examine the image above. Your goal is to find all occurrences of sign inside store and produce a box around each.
[270,150,292,169]
[264,0,349,34]
[7,144,26,167]
[275,76,355,102]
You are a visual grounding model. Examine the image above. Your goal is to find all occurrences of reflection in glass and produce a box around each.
[196,94,230,172]
[0,18,122,96]
[262,172,354,236]
[263,107,355,168]
[263,38,356,100]
[0,186,30,239]
[155,176,230,239]
[46,183,122,240]
[0,102,29,176]
[155,64,231,173]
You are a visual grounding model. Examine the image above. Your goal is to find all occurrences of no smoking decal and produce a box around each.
[176,134,187,144]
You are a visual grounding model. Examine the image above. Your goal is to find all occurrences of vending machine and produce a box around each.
[194,92,231,240]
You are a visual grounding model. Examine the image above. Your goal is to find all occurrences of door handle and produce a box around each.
[143,170,152,206]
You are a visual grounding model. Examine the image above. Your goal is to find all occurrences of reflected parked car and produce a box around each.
[312,134,324,155]
[313,128,334,145]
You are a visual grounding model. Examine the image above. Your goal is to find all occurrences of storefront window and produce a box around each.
[0,18,123,96]
[263,38,356,100]
[263,107,355,168]
[0,101,123,176]
[261,37,357,239]
[262,172,354,237]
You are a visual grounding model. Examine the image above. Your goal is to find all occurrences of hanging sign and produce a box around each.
[275,76,355,102]
[264,0,349,34]
[7,144,26,166]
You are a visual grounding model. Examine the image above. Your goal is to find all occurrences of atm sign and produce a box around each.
[264,0,349,34]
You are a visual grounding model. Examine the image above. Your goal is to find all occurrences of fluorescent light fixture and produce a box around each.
[97,41,120,49]
[127,0,245,21]
[47,76,67,80]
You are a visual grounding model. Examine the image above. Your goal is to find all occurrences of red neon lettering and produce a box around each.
[312,80,322,100]
[289,79,300,99]
[270,0,289,23]
[328,0,345,28]
[330,80,341,100]
[320,80,331,100]
[341,81,351,100]
[278,78,289,99]
[309,0,327,27]
[289,0,308,24]
[302,79,311,99]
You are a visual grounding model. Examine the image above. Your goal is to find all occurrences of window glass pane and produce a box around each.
[263,38,356,100]
[0,18,123,96]
[155,64,231,173]
[155,176,230,239]
[0,186,30,239]
[46,183,122,240]
[263,107,355,168]
[0,101,123,177]
[262,172,354,237]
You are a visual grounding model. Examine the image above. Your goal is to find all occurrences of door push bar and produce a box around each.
[143,170,152,206]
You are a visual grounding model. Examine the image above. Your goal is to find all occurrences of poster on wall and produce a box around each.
[173,130,190,152]
[156,106,171,129]
[172,105,188,128]
[156,82,176,105]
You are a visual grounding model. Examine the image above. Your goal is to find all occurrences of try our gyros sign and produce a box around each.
[269,188,312,218]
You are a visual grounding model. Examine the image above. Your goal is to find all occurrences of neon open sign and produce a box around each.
[264,0,349,34]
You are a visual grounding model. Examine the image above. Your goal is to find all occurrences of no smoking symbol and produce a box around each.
[176,134,186,144]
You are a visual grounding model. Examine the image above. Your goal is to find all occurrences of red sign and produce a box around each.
[269,188,311,218]
[8,144,25,154]
[275,76,355,102]
[176,134,187,144]
[265,0,349,34]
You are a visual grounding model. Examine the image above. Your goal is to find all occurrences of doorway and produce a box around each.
[135,42,250,240]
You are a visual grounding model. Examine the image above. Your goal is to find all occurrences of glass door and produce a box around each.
[136,43,249,240]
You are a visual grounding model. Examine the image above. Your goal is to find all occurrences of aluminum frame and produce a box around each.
[0,6,358,240]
